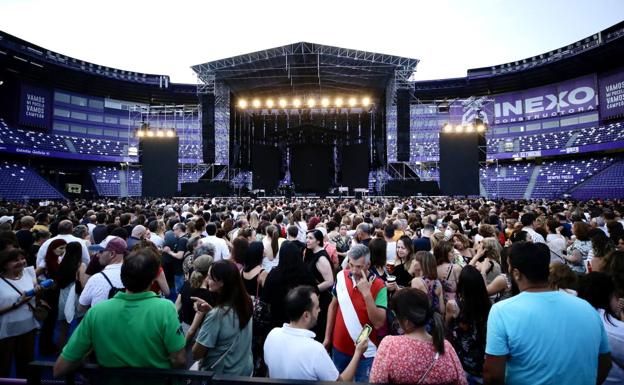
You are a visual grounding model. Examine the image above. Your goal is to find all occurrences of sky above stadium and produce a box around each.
[1,0,623,85]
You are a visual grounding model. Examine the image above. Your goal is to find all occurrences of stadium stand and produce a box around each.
[0,161,64,200]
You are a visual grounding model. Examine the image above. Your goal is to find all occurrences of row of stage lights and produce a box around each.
[442,123,487,133]
[238,96,372,110]
[136,130,177,138]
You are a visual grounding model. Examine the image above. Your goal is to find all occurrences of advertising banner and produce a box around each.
[492,74,597,124]
[598,69,624,119]
[18,84,52,130]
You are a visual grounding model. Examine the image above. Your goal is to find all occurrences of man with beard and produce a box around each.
[484,242,611,385]
[324,244,387,382]
[263,285,367,381]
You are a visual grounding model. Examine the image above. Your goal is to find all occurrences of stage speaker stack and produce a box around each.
[140,136,179,197]
[439,132,480,196]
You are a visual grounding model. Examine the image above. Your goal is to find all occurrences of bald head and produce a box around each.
[58,220,74,235]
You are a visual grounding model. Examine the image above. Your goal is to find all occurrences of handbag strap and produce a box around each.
[416,352,440,385]
[209,333,239,370]
[1,276,36,312]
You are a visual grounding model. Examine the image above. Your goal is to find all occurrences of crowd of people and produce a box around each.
[0,196,623,384]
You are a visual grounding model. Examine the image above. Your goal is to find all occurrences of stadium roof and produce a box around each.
[191,42,419,98]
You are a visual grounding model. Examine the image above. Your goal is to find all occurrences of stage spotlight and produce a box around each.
[477,124,486,133]
[136,130,145,137]
[362,97,371,107]
[443,124,453,133]
[279,98,288,108]
[455,125,464,133]
[266,99,274,108]
[335,97,344,107]
[321,97,330,107]
[238,99,248,109]
[156,130,164,137]
[465,124,474,133]
[348,97,357,107]
[293,98,302,108]
[307,98,316,108]
[166,130,175,137]
[252,99,261,108]
[146,130,155,137]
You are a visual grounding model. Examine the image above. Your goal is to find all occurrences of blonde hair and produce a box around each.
[482,238,501,263]
[415,251,438,280]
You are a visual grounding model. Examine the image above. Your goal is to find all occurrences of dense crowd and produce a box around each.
[0,196,623,384]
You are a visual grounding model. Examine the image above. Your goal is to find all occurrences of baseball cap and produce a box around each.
[0,216,14,225]
[193,255,214,274]
[104,237,128,255]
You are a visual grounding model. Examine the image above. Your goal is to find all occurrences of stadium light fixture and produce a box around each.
[156,130,164,137]
[443,124,453,133]
[146,131,155,137]
[307,98,316,108]
[335,97,344,108]
[252,99,261,108]
[238,99,248,109]
[455,125,464,133]
[279,98,288,108]
[166,130,175,137]
[293,98,302,108]
[321,97,330,108]
[348,97,357,107]
[266,99,274,108]
[465,124,474,133]
[136,130,145,137]
[477,124,486,133]
[362,97,371,107]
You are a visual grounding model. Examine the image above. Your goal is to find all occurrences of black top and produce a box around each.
[16,229,34,252]
[304,249,332,286]
[242,269,264,298]
[179,281,215,325]
[392,263,413,288]
[261,267,317,329]
[164,235,188,275]
[92,224,108,245]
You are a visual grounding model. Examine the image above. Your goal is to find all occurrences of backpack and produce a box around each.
[101,272,124,299]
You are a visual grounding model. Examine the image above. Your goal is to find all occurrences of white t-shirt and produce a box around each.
[264,324,339,381]
[0,267,40,338]
[149,233,165,248]
[386,241,397,264]
[599,309,624,384]
[37,234,90,267]
[200,236,230,261]
[546,234,567,264]
[79,263,124,307]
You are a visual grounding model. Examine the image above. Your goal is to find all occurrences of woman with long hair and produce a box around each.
[564,221,592,275]
[446,265,492,384]
[37,238,66,355]
[192,260,253,375]
[434,240,462,303]
[261,241,317,329]
[262,225,281,272]
[304,229,334,342]
[411,251,445,316]
[393,235,418,288]
[242,242,268,298]
[55,242,88,348]
[470,238,509,301]
[577,272,624,384]
[370,288,467,384]
[230,237,249,271]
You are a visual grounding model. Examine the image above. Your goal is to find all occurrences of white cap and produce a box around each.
[0,216,14,224]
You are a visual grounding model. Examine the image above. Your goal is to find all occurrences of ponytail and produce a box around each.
[429,312,445,355]
[268,225,279,257]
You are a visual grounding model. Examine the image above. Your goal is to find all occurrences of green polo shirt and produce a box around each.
[61,291,185,368]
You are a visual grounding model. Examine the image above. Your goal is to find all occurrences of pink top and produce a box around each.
[370,336,467,385]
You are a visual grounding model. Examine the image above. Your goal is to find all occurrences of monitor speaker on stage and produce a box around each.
[439,132,480,196]
[140,136,179,197]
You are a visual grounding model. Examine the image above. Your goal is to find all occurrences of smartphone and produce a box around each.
[356,324,373,345]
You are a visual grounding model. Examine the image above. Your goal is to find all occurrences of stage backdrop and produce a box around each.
[290,144,332,194]
[252,145,281,192]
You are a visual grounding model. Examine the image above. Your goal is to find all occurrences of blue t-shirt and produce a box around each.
[486,291,610,385]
